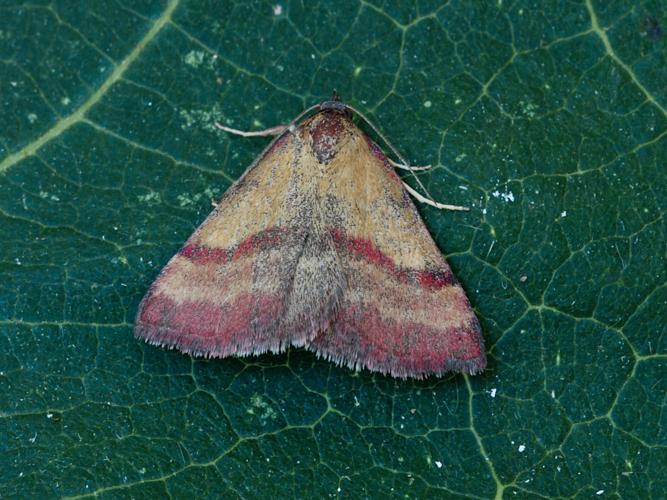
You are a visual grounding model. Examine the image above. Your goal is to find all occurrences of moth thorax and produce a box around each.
[309,111,349,163]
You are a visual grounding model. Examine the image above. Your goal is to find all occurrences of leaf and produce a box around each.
[1,1,666,498]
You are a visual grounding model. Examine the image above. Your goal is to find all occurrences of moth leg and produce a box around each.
[342,103,463,214]
[215,123,289,137]
[388,158,432,171]
[401,182,469,211]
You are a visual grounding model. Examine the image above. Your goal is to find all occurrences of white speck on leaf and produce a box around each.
[519,101,538,118]
[273,4,282,15]
[490,388,497,398]
[180,104,226,132]
[596,491,604,496]
[249,394,277,423]
[435,461,443,469]
[423,100,432,108]
[27,113,38,123]
[137,192,161,204]
[178,193,201,206]
[39,191,59,202]
[492,190,514,202]
[518,445,526,452]
[184,50,205,68]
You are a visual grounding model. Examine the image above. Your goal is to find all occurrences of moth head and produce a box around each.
[319,90,352,118]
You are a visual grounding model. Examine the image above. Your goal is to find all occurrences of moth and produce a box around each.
[135,95,485,379]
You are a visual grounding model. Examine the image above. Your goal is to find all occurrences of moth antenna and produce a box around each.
[214,123,288,137]
[388,158,432,171]
[216,104,320,138]
[343,104,460,211]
